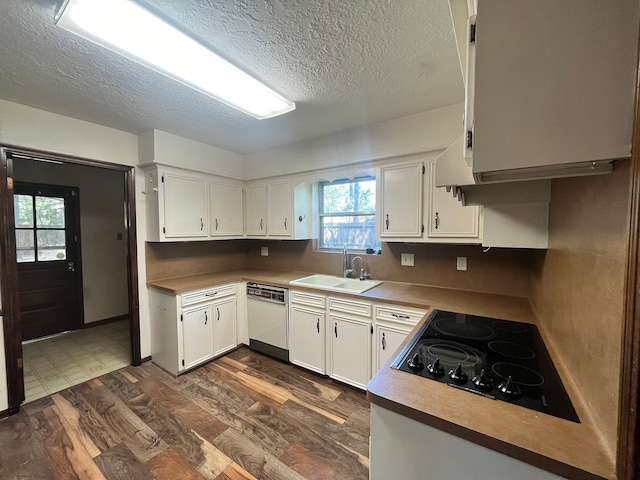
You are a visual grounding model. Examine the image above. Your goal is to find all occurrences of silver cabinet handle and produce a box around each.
[392,313,411,320]
[382,332,386,350]
[435,212,440,230]
[217,308,220,321]
[385,214,390,230]
[317,318,320,333]
[200,218,203,230]
[260,219,263,230]
[215,218,219,230]
[284,218,287,230]
[205,311,208,325]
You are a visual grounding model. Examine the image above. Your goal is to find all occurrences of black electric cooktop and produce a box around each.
[391,310,580,423]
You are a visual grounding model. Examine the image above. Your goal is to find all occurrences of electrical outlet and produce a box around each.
[401,253,415,266]
[457,256,467,271]
[261,247,268,256]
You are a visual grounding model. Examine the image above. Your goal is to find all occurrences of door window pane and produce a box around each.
[37,230,66,261]
[14,194,34,227]
[16,229,35,263]
[36,196,65,228]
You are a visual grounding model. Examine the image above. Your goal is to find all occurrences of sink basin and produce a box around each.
[289,274,382,294]
[291,274,343,287]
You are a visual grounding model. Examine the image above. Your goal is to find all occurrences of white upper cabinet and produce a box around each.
[426,159,479,239]
[145,166,220,241]
[146,165,312,242]
[245,184,267,236]
[210,180,244,236]
[377,159,481,243]
[466,0,638,183]
[265,180,312,239]
[267,180,292,236]
[161,170,208,239]
[379,162,424,238]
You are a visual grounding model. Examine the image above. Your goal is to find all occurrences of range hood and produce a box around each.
[438,0,637,189]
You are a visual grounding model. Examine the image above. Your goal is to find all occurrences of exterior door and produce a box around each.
[14,182,82,341]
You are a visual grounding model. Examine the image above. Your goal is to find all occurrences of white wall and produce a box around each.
[13,160,129,324]
[139,129,245,179]
[0,100,138,166]
[244,103,464,179]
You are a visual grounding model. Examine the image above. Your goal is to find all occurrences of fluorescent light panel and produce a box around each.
[55,0,295,119]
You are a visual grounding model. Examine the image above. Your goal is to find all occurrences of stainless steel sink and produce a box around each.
[289,274,382,294]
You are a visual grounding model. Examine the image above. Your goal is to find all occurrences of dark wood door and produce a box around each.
[14,182,83,341]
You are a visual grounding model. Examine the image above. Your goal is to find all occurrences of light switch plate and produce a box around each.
[401,253,415,266]
[261,247,268,256]
[457,256,467,271]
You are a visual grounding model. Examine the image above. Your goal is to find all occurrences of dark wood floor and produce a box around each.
[0,347,371,480]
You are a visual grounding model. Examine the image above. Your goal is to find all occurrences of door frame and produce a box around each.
[0,145,141,413]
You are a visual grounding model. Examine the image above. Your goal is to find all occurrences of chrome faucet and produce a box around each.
[350,255,370,281]
[343,246,353,278]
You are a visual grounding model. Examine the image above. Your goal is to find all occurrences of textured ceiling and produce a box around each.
[0,0,463,154]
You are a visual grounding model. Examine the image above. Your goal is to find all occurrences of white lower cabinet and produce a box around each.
[149,283,237,375]
[328,296,373,390]
[290,305,326,374]
[329,315,371,389]
[373,324,411,373]
[182,304,213,370]
[212,297,237,356]
[370,404,563,480]
[372,303,428,377]
[288,291,428,391]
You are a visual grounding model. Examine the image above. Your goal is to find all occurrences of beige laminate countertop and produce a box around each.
[147,268,614,479]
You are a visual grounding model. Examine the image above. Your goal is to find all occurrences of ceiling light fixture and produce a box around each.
[54,0,295,119]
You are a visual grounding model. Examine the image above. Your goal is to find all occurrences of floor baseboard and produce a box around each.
[82,314,129,329]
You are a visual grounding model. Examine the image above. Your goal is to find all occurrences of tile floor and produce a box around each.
[22,320,130,403]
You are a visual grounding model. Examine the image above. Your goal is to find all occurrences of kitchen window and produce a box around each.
[318,177,380,251]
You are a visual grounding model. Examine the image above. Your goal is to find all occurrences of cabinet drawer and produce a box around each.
[181,284,235,306]
[374,304,428,326]
[329,297,372,318]
[291,290,326,309]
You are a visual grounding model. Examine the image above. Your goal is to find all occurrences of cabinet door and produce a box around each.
[213,297,237,356]
[427,160,479,238]
[470,1,636,177]
[182,304,213,370]
[267,181,292,236]
[210,182,243,236]
[373,324,411,376]
[245,185,267,236]
[163,173,208,238]
[379,163,423,238]
[329,315,371,389]
[290,306,325,374]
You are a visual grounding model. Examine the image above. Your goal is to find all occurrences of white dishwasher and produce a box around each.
[246,283,289,361]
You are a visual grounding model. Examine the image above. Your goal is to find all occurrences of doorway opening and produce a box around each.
[0,146,140,413]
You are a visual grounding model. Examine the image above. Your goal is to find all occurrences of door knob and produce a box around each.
[67,261,75,272]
